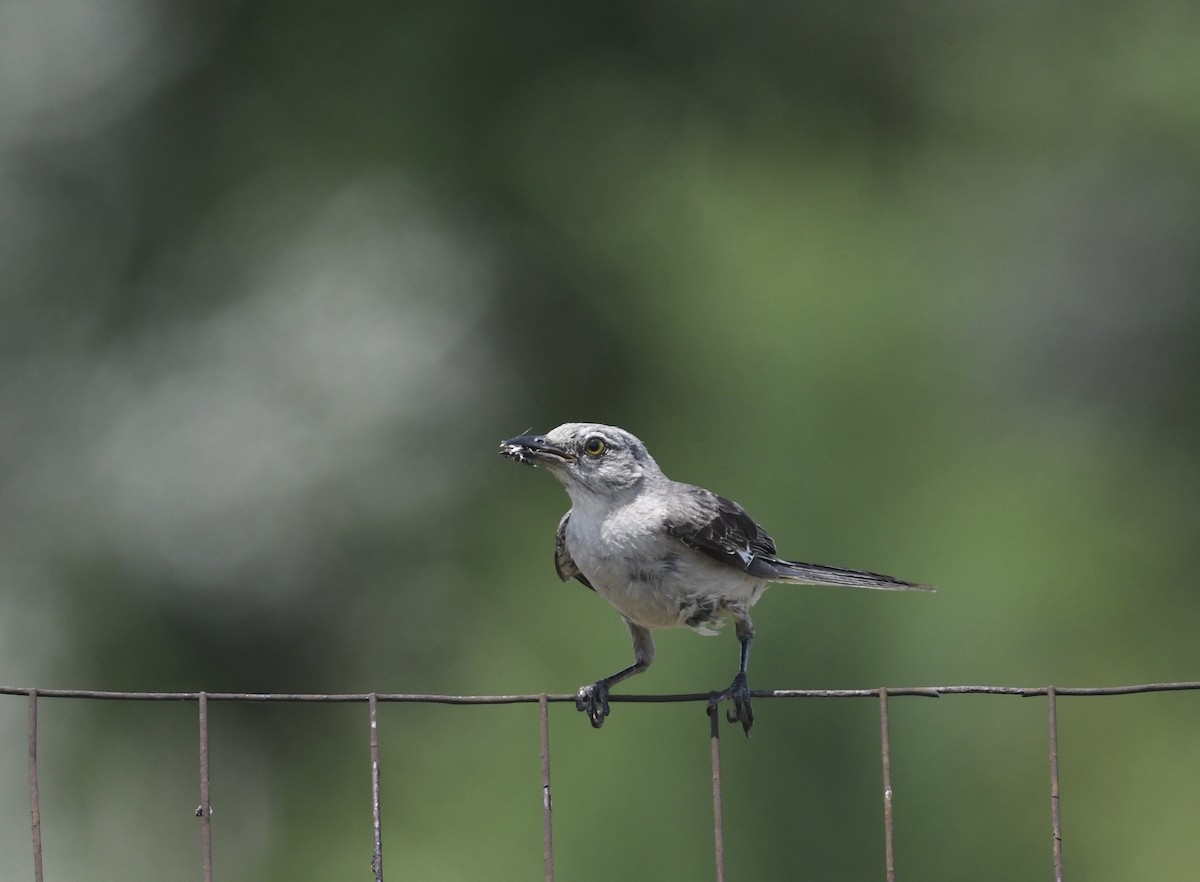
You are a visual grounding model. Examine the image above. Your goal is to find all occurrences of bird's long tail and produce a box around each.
[765,558,934,592]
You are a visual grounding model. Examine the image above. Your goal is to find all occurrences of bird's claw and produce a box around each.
[575,681,611,728]
[709,672,754,736]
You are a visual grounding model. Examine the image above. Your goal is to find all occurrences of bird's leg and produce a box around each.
[709,614,755,736]
[576,620,655,728]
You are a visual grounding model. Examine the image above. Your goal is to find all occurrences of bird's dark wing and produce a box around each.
[666,489,780,579]
[554,511,594,590]
[667,488,934,592]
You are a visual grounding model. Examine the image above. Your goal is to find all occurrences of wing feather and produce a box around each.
[666,487,933,591]
[554,511,594,590]
[666,489,779,579]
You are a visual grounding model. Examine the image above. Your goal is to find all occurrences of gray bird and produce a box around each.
[500,422,932,734]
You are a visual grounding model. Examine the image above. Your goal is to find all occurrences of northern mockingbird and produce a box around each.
[500,422,932,734]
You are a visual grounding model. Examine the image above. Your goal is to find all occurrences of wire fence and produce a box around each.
[7,680,1200,882]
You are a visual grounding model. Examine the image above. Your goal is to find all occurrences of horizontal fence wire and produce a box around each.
[9,679,1200,882]
[5,680,1200,703]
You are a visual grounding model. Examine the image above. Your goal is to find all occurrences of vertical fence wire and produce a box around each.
[538,694,555,882]
[1047,686,1064,882]
[708,705,727,882]
[879,688,896,882]
[198,691,213,882]
[370,693,385,882]
[27,689,44,882]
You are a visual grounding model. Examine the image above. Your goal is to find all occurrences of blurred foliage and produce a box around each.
[2,1,1199,880]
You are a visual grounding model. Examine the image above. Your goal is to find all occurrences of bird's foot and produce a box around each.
[575,681,611,728]
[709,672,754,736]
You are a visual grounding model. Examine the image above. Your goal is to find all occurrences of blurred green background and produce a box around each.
[2,1,1199,879]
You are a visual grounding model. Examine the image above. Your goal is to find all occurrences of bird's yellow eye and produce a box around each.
[583,436,607,457]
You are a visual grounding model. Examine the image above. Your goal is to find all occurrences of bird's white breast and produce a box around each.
[564,494,766,631]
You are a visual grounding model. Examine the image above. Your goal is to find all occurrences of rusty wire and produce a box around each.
[1047,685,1064,882]
[27,690,43,882]
[198,692,213,882]
[9,678,1200,881]
[878,688,896,882]
[707,703,727,882]
[6,680,1200,703]
[538,694,555,882]
[369,693,384,882]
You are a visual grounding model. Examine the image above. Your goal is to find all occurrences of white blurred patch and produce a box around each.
[9,172,500,595]
[0,0,222,142]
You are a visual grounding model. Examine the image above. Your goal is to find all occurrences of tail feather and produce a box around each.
[762,558,934,592]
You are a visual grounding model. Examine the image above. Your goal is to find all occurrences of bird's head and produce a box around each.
[500,422,660,499]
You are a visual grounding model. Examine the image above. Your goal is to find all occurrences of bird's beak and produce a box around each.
[499,434,575,467]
